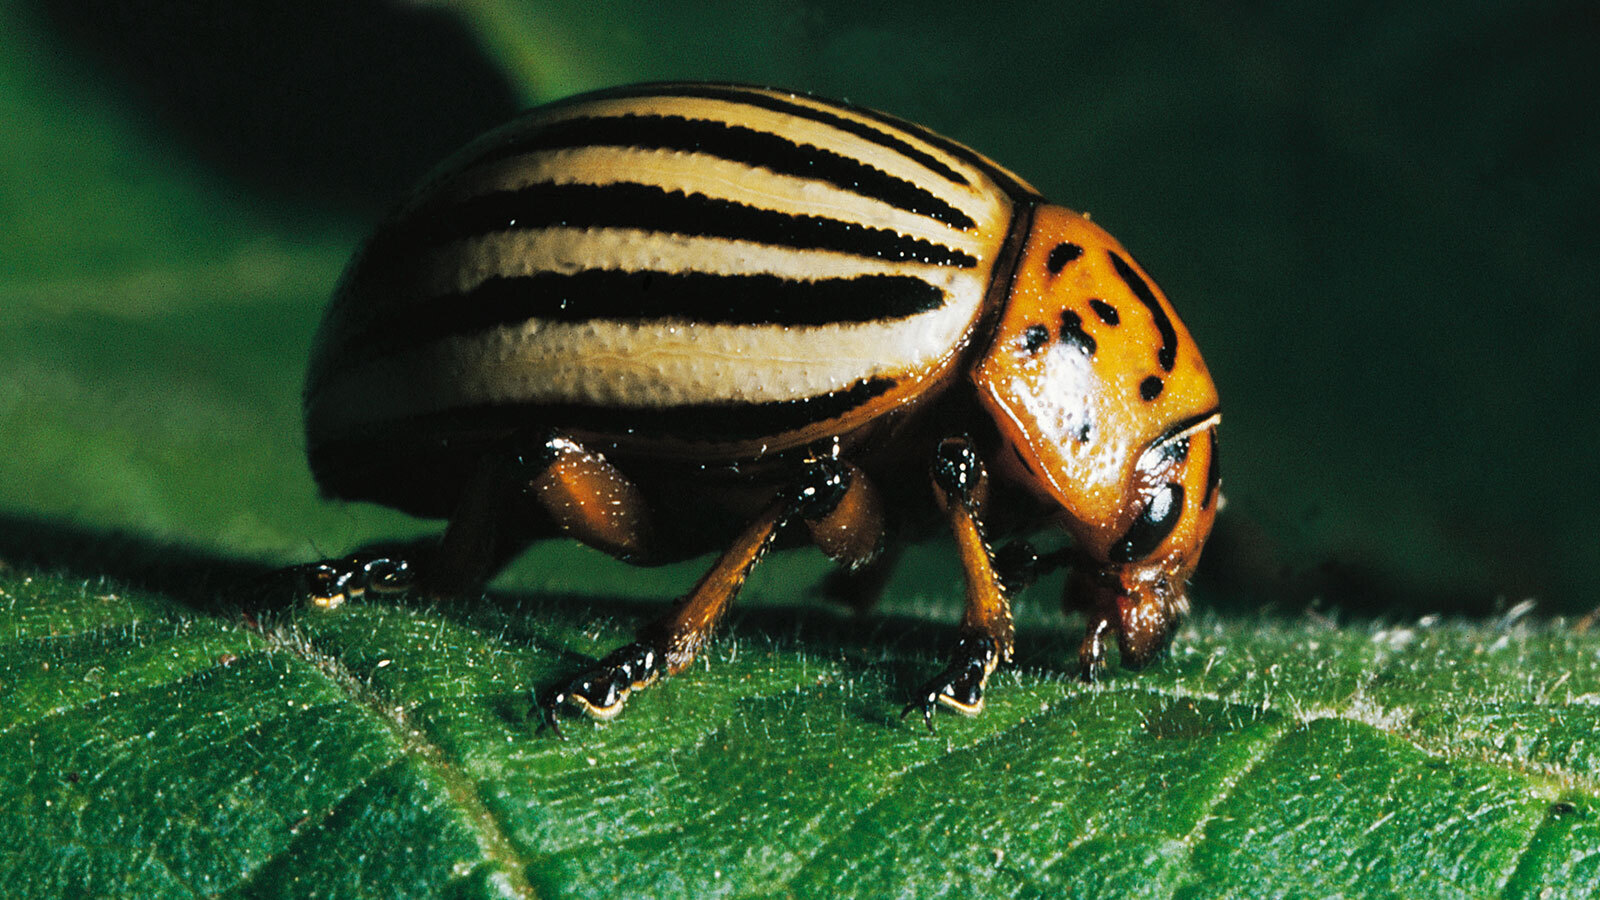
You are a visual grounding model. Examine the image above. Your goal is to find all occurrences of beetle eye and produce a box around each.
[1109,482,1184,563]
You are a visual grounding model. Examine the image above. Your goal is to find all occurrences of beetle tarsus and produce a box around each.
[298,556,414,609]
[538,640,665,733]
[903,633,998,731]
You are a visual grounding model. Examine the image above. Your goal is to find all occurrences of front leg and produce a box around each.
[904,436,1015,730]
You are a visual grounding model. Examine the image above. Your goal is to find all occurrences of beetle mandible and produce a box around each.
[301,82,1221,731]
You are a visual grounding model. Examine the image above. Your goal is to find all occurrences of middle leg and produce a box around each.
[539,455,882,733]
[904,436,1016,730]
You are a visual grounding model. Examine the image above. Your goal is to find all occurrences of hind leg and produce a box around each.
[431,430,658,595]
[300,430,656,607]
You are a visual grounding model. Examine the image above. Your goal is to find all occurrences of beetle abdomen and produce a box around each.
[306,83,1037,510]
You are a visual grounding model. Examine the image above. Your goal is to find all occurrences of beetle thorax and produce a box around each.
[972,205,1219,557]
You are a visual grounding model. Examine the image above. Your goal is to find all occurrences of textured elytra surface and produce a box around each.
[5,569,1600,899]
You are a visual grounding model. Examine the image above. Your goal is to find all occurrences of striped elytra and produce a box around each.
[302,82,1222,728]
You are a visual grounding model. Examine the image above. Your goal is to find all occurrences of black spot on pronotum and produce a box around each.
[1060,310,1097,356]
[1046,242,1084,274]
[1021,324,1050,354]
[1140,376,1164,401]
[1088,299,1120,325]
[1109,252,1177,372]
[1109,482,1184,563]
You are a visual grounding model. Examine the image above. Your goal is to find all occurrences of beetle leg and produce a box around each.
[517,431,655,563]
[808,460,890,611]
[539,457,853,734]
[819,541,902,612]
[1070,564,1182,680]
[298,555,415,609]
[903,436,1014,731]
[426,429,659,599]
[992,539,1041,596]
[423,455,520,598]
[803,459,884,572]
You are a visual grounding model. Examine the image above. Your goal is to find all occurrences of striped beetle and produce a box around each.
[303,82,1221,731]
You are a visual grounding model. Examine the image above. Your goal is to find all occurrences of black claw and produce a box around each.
[904,633,998,731]
[901,693,940,733]
[536,693,567,739]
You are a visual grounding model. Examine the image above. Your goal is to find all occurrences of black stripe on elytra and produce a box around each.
[591,375,897,442]
[465,113,976,231]
[382,182,978,269]
[358,270,945,352]
[1060,310,1096,356]
[1088,299,1120,325]
[846,105,1041,203]
[1109,251,1177,372]
[616,83,973,188]
[1046,242,1083,273]
[308,375,902,513]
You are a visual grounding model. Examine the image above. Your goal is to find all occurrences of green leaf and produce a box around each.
[5,567,1600,898]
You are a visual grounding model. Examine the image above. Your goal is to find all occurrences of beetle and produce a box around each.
[302,82,1221,731]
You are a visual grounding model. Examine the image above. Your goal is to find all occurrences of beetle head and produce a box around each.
[973,205,1220,666]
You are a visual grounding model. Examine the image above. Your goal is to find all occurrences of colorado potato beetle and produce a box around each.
[303,82,1221,731]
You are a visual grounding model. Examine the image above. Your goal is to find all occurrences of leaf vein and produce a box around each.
[260,623,544,900]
